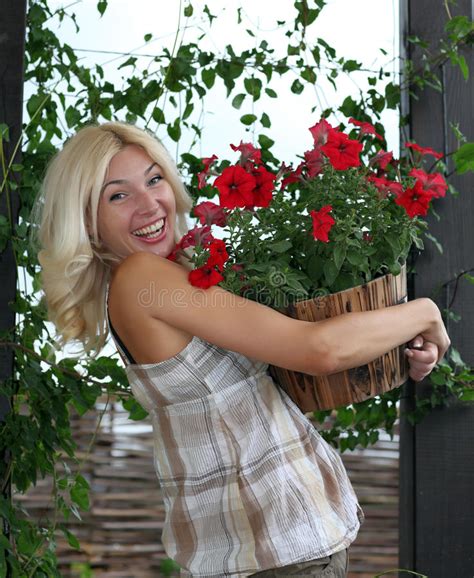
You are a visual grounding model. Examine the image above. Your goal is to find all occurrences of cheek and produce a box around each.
[97,205,124,244]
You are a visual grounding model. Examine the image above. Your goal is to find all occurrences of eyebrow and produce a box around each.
[101,162,158,193]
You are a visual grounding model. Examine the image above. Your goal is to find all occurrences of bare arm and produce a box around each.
[111,252,449,376]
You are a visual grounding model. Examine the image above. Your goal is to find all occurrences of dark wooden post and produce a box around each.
[399,1,474,576]
[0,0,27,556]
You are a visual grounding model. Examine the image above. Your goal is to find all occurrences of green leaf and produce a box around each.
[449,347,464,367]
[346,249,364,266]
[184,3,193,17]
[430,371,448,386]
[290,79,304,94]
[244,77,262,100]
[65,106,82,128]
[75,474,91,490]
[265,88,277,98]
[460,388,474,402]
[300,67,316,84]
[258,134,274,149]
[97,1,108,16]
[385,82,401,109]
[240,114,257,126]
[0,123,9,141]
[342,60,361,72]
[336,407,354,427]
[160,558,181,576]
[333,244,346,271]
[457,54,469,81]
[231,93,246,109]
[339,95,359,118]
[63,527,81,550]
[144,33,152,42]
[453,142,474,174]
[388,261,401,275]
[167,119,182,142]
[122,397,148,421]
[201,68,216,89]
[261,112,271,128]
[306,254,324,282]
[70,485,90,511]
[323,260,339,286]
[270,240,292,253]
[118,56,137,70]
[152,107,165,124]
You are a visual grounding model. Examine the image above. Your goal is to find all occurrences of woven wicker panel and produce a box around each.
[15,396,399,577]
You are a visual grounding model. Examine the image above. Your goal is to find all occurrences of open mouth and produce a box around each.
[131,217,166,240]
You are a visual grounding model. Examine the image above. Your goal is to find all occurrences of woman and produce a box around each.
[35,122,449,577]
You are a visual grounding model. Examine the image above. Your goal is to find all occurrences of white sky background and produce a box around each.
[49,0,400,162]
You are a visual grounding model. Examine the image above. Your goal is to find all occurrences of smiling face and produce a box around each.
[97,144,177,263]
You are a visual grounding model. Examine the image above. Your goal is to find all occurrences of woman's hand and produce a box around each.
[405,335,439,382]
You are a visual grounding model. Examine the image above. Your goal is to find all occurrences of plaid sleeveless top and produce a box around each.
[109,321,363,577]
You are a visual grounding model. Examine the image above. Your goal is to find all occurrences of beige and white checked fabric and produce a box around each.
[113,333,363,577]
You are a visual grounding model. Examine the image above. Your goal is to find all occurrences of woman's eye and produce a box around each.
[110,192,126,201]
[149,174,163,186]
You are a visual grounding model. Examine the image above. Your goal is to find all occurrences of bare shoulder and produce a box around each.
[110,251,186,309]
[108,252,194,364]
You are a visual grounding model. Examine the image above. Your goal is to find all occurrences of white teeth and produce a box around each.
[132,218,164,237]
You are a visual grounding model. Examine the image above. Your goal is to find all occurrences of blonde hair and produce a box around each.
[33,122,193,354]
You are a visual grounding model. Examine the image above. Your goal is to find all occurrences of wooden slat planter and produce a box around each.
[270,266,409,412]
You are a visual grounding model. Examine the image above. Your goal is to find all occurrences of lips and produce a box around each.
[131,217,165,237]
[130,217,169,245]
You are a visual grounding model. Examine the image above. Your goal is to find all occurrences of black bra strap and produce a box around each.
[107,313,137,365]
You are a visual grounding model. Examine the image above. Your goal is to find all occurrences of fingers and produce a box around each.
[405,341,438,364]
[405,341,438,382]
[408,335,424,350]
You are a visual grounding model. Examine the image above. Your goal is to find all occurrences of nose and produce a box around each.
[136,189,160,214]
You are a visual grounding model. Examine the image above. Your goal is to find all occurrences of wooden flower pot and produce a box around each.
[269,265,409,412]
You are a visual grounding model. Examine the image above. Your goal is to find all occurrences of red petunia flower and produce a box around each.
[281,162,304,189]
[309,118,333,146]
[405,142,443,160]
[304,148,324,178]
[310,205,335,243]
[370,150,394,171]
[321,130,363,170]
[349,117,383,140]
[178,225,214,249]
[250,165,276,208]
[395,181,434,218]
[214,165,256,209]
[230,141,262,169]
[409,168,447,198]
[197,154,218,189]
[188,265,224,289]
[207,239,229,270]
[193,201,228,227]
[367,174,403,198]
